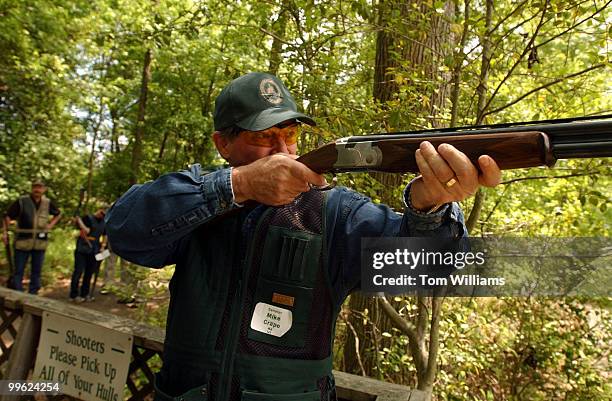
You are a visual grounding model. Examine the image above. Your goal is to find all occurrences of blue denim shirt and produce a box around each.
[105,164,466,306]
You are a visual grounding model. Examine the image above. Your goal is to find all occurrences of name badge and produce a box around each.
[250,302,292,337]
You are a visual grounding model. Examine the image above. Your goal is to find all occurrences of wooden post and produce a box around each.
[0,312,41,401]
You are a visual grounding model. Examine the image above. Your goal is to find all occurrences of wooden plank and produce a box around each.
[0,313,40,401]
[0,287,166,351]
[19,292,165,352]
[333,370,427,401]
[0,287,29,311]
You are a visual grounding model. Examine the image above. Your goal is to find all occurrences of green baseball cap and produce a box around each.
[213,72,316,131]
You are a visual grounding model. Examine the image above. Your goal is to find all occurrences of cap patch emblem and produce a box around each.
[259,78,283,105]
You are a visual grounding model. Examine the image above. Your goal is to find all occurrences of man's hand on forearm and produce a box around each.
[232,154,327,206]
[47,214,61,231]
[73,216,90,234]
[410,141,502,211]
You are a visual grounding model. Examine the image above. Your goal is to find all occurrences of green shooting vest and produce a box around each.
[14,195,51,251]
[156,190,339,401]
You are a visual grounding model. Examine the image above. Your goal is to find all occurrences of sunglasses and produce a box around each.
[241,121,300,147]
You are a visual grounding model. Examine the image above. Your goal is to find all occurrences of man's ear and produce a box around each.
[212,132,231,159]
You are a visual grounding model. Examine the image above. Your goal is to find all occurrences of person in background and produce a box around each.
[2,179,61,294]
[70,206,106,302]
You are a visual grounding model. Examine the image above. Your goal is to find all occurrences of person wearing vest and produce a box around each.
[2,180,61,294]
[106,72,502,401]
[69,207,107,302]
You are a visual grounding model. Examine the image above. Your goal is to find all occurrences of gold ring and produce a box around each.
[444,177,457,188]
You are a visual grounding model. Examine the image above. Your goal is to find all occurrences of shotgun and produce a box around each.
[4,234,15,289]
[297,115,612,174]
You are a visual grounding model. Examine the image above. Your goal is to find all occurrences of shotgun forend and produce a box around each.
[297,114,612,174]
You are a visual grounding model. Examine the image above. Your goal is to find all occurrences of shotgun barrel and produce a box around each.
[297,115,612,174]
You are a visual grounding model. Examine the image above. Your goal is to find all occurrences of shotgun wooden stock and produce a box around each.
[297,115,612,174]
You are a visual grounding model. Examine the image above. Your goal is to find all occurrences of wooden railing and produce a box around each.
[0,287,425,401]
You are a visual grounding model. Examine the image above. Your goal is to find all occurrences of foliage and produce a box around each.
[437,298,611,400]
[469,159,611,237]
[342,297,611,400]
[0,0,90,210]
[40,227,77,280]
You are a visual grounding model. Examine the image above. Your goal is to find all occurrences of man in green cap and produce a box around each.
[2,179,61,293]
[106,72,501,400]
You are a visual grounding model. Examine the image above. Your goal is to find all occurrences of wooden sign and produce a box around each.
[33,312,133,401]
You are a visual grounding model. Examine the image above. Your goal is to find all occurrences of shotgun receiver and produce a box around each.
[297,115,612,174]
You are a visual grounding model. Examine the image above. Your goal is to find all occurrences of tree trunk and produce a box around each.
[345,1,456,397]
[86,124,99,207]
[466,0,494,233]
[370,0,455,206]
[449,0,471,128]
[130,48,152,186]
[268,0,290,75]
[85,106,104,207]
[158,130,170,161]
[110,108,120,153]
[201,7,235,118]
[370,0,409,208]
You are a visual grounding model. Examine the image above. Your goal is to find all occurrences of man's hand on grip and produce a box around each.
[232,154,327,206]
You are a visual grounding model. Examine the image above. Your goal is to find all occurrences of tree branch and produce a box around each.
[500,170,607,185]
[481,184,512,232]
[378,296,427,375]
[480,0,550,117]
[378,296,418,342]
[422,293,445,387]
[339,312,367,376]
[535,0,612,50]
[483,63,607,117]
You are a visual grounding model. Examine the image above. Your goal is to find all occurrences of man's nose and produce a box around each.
[270,135,289,154]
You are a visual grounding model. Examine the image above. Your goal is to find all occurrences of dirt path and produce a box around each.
[37,274,143,320]
[0,254,168,328]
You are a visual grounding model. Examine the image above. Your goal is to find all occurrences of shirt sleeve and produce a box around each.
[48,201,61,216]
[105,164,238,268]
[325,185,467,307]
[82,215,93,228]
[400,179,466,238]
[5,200,20,220]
